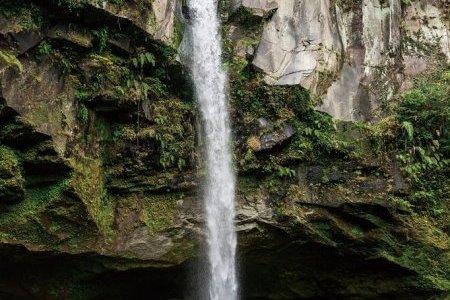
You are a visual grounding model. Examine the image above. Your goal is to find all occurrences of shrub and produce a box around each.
[395,70,449,216]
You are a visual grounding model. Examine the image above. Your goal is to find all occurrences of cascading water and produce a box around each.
[186,0,238,299]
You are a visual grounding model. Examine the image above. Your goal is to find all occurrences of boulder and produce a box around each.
[251,125,295,151]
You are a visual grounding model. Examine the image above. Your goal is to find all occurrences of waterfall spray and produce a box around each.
[187,0,238,299]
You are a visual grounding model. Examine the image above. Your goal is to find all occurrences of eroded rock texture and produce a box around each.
[0,0,448,299]
[242,0,449,121]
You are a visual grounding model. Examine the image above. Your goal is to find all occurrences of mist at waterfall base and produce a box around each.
[185,0,238,299]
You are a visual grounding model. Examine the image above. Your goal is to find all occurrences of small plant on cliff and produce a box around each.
[131,52,156,69]
[152,99,194,170]
[57,0,88,11]
[125,51,163,101]
[276,166,296,178]
[93,27,109,53]
[77,104,89,124]
[36,41,52,57]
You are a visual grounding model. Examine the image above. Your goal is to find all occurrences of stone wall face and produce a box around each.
[0,1,448,299]
[234,0,449,121]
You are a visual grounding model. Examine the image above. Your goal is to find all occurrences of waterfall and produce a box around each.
[186,0,238,299]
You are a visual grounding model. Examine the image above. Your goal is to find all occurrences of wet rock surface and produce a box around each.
[0,0,448,299]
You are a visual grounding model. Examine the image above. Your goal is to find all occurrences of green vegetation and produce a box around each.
[93,27,110,53]
[230,72,350,174]
[0,1,43,31]
[0,146,20,175]
[0,146,24,203]
[0,0,447,298]
[0,179,70,245]
[142,194,180,232]
[341,68,450,220]
[77,103,89,124]
[152,99,195,169]
[394,70,449,217]
[70,157,114,239]
[36,41,53,57]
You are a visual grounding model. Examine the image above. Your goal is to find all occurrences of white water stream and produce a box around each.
[187,0,238,299]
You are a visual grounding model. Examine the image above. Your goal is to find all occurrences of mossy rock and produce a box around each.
[0,146,24,204]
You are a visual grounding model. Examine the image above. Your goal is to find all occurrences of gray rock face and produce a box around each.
[252,0,342,89]
[404,1,450,61]
[249,0,449,121]
[232,0,278,17]
[91,0,180,45]
[319,0,403,121]
[151,0,179,43]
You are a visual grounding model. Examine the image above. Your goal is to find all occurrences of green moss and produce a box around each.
[141,193,181,232]
[161,237,196,263]
[0,179,69,245]
[0,50,23,72]
[69,157,114,239]
[0,146,24,203]
[379,230,450,291]
[170,15,184,49]
[316,69,339,95]
[0,146,20,175]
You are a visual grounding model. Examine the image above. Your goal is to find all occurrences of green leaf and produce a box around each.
[402,121,414,141]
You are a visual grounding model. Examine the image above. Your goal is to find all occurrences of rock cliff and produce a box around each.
[0,0,448,299]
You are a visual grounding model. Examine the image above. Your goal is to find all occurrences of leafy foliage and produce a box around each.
[36,41,53,57]
[77,104,89,124]
[394,70,449,216]
[0,1,43,31]
[93,27,109,53]
[230,72,349,174]
[152,99,195,169]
